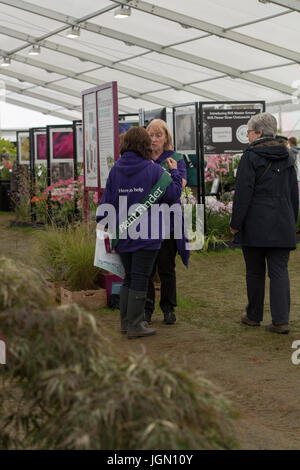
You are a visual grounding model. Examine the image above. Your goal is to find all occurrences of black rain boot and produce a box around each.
[127,289,156,339]
[120,286,129,334]
[163,309,176,325]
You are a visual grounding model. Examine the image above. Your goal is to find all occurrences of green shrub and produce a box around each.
[0,259,238,450]
[0,257,52,312]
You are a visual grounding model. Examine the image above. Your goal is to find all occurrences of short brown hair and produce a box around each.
[146,119,173,151]
[120,126,152,159]
[288,137,298,147]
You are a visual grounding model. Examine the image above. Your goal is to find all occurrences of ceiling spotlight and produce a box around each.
[66,25,80,38]
[114,5,131,18]
[0,57,11,67]
[28,44,41,55]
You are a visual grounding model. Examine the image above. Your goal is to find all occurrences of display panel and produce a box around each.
[50,128,73,160]
[76,123,83,163]
[174,108,197,154]
[201,102,265,154]
[17,131,30,164]
[51,162,74,183]
[34,131,47,162]
[97,86,115,188]
[143,107,167,127]
[83,92,98,189]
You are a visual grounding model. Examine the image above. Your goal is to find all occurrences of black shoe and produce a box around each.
[241,313,260,327]
[265,323,289,334]
[144,311,153,324]
[163,311,176,325]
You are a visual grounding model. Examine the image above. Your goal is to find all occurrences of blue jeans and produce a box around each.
[119,250,159,292]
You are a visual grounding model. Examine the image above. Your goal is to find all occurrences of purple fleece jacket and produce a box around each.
[155,150,190,267]
[96,151,182,253]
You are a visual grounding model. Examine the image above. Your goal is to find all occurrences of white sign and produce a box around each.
[97,87,115,188]
[212,127,232,143]
[83,93,98,188]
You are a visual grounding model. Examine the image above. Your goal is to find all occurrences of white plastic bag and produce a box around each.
[94,225,125,278]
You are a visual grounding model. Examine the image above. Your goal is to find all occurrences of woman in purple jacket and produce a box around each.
[145,119,190,325]
[96,127,182,339]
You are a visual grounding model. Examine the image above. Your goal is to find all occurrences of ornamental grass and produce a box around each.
[36,222,99,291]
[0,258,238,450]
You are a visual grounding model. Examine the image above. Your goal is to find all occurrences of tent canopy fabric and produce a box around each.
[0,0,299,122]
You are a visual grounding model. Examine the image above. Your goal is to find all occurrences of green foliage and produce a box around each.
[0,257,238,450]
[0,256,52,312]
[0,138,16,158]
[37,222,99,290]
[202,229,228,252]
[206,211,232,240]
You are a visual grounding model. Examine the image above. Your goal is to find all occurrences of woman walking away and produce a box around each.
[230,112,299,334]
[96,127,182,339]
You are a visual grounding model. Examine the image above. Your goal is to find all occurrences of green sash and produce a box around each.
[111,170,172,250]
[159,152,183,171]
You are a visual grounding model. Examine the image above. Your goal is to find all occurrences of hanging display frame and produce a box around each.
[81,81,119,221]
[199,101,266,156]
[172,102,204,207]
[72,120,83,180]
[16,130,30,165]
[46,124,74,186]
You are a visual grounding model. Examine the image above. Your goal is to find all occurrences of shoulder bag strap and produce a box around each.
[256,161,272,184]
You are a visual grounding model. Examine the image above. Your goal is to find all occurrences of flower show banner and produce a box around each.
[17,131,30,165]
[82,91,98,190]
[200,101,265,155]
[97,83,119,189]
[82,82,119,221]
[46,125,74,185]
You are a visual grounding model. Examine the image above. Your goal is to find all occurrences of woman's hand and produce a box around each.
[166,157,177,170]
[230,227,239,235]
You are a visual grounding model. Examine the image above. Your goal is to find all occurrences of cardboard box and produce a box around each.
[60,287,107,309]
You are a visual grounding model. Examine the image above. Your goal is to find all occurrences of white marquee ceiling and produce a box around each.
[0,0,299,123]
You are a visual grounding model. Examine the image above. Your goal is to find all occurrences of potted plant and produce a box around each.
[37,222,107,308]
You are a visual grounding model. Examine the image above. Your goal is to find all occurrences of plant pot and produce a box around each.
[60,287,107,309]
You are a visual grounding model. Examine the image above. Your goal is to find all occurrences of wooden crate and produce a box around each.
[60,287,107,309]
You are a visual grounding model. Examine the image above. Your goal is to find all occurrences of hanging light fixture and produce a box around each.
[0,57,11,67]
[66,25,80,38]
[28,44,41,55]
[114,4,131,18]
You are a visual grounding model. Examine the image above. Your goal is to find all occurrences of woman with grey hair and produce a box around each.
[230,112,299,334]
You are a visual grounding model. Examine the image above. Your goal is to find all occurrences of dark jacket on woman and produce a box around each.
[231,138,299,249]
